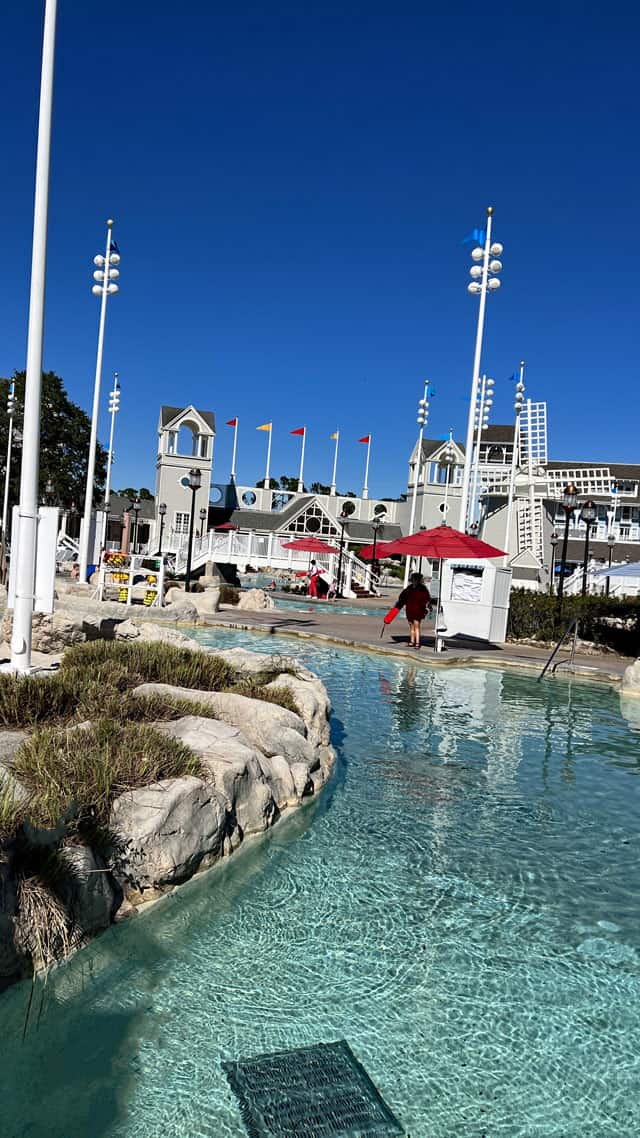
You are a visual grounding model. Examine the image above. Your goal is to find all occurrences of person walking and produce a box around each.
[396,571,432,649]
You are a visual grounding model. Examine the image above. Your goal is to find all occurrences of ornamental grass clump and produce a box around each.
[60,640,237,692]
[12,721,202,834]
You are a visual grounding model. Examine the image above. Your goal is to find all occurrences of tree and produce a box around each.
[116,487,153,501]
[0,371,108,510]
[255,477,279,489]
[310,481,331,494]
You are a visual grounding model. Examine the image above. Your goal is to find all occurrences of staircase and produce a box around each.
[351,581,373,599]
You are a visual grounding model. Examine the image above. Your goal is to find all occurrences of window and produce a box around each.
[174,512,190,534]
[290,503,338,536]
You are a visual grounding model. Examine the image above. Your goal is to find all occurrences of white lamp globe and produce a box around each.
[490,242,503,256]
[108,268,120,279]
[93,255,105,267]
[91,284,102,296]
[487,278,501,290]
[108,252,121,265]
[93,270,104,282]
[489,259,502,273]
[467,282,481,294]
[469,265,482,279]
[107,283,119,294]
[471,247,484,261]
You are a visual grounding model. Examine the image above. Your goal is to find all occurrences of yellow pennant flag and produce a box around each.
[256,422,272,431]
[330,431,339,440]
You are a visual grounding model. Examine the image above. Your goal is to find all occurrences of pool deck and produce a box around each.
[202,596,635,686]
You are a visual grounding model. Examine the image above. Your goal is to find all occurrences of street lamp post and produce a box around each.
[549,531,558,595]
[371,516,383,583]
[336,508,349,598]
[555,482,578,625]
[580,500,597,597]
[605,533,615,596]
[199,507,207,540]
[404,379,430,585]
[44,478,55,505]
[131,498,141,555]
[156,502,167,556]
[79,220,121,583]
[184,468,202,592]
[458,207,503,532]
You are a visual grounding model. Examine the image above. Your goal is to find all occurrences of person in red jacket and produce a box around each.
[396,572,432,649]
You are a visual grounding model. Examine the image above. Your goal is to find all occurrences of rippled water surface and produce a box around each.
[2,630,639,1137]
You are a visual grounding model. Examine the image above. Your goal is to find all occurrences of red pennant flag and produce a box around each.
[290,427,305,436]
[358,435,371,443]
[226,418,238,426]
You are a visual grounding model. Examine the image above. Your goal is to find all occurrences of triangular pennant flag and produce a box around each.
[290,427,305,436]
[226,418,238,426]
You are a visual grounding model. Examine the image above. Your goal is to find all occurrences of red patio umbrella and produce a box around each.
[381,525,506,651]
[382,525,505,560]
[281,537,340,554]
[358,540,395,560]
[214,522,237,531]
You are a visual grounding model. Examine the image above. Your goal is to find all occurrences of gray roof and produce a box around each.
[343,520,403,542]
[108,493,155,520]
[547,460,640,482]
[420,425,515,460]
[160,405,216,432]
[565,539,640,563]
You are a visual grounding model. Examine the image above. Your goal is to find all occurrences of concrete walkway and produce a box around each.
[201,596,634,686]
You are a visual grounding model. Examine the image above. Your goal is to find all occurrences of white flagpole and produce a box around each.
[264,425,272,487]
[330,431,339,495]
[11,0,58,674]
[230,419,238,481]
[362,435,371,500]
[297,428,306,492]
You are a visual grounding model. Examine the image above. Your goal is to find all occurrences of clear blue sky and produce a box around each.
[1,1,638,500]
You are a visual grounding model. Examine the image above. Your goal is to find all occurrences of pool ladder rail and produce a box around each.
[538,619,579,681]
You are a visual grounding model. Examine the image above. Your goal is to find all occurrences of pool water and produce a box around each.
[2,630,639,1137]
[274,595,389,617]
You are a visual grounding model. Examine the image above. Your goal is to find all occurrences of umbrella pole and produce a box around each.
[434,557,442,653]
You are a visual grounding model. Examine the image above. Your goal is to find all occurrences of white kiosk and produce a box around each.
[438,559,511,647]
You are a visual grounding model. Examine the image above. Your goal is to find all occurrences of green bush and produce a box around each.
[507,589,640,654]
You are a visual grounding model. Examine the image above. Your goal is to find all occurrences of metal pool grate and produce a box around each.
[222,1039,404,1138]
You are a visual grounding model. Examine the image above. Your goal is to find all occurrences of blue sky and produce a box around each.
[1,1,638,500]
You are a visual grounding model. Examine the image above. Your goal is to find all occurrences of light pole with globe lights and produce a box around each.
[199,507,207,540]
[79,220,121,583]
[184,468,202,592]
[440,429,456,523]
[502,362,526,566]
[459,207,503,532]
[100,371,120,550]
[469,373,494,530]
[580,500,597,596]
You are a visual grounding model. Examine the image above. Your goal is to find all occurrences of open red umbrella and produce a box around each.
[382,525,505,559]
[381,526,506,651]
[214,522,237,531]
[281,537,340,554]
[358,540,395,560]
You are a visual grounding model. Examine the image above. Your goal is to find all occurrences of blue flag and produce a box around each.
[462,227,486,246]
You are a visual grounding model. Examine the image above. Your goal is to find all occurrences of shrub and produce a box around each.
[12,721,202,833]
[219,584,239,605]
[61,640,237,692]
[507,589,640,654]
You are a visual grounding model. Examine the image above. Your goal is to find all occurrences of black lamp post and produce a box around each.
[131,498,141,555]
[580,499,597,596]
[157,502,167,556]
[336,509,349,598]
[185,467,202,592]
[44,478,55,505]
[549,531,558,595]
[199,507,207,540]
[371,517,384,581]
[605,532,615,597]
[556,482,578,624]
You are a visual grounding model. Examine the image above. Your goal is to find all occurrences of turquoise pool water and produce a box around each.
[2,630,639,1137]
[274,596,388,617]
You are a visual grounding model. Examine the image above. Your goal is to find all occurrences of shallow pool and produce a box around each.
[2,630,639,1137]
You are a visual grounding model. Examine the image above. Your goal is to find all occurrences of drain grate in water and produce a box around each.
[223,1039,404,1138]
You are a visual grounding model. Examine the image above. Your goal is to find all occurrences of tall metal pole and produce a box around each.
[264,425,272,487]
[361,436,372,500]
[330,430,339,495]
[469,373,488,528]
[230,418,238,481]
[79,219,115,582]
[100,371,119,550]
[556,509,572,625]
[459,208,493,532]
[11,0,58,674]
[581,521,592,597]
[2,379,16,538]
[297,427,306,492]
